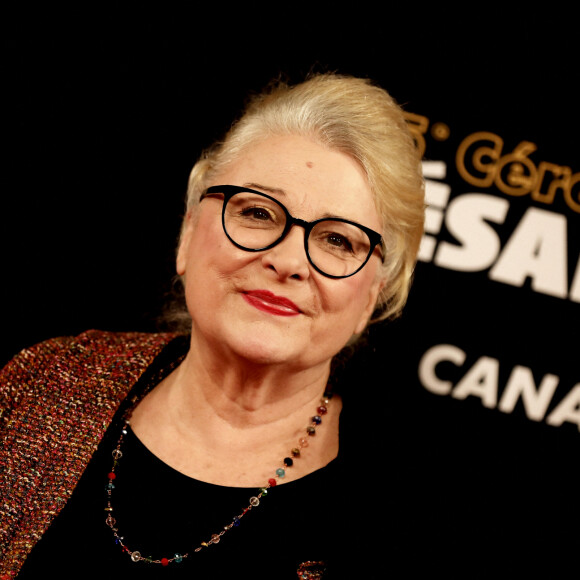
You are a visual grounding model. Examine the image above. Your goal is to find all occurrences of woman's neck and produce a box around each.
[177,344,331,420]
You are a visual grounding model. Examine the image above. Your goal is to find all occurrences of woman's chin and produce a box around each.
[192,313,342,370]
[229,334,302,367]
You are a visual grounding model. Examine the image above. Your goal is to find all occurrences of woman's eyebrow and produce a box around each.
[243,182,287,197]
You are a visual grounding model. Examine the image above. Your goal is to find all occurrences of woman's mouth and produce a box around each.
[242,290,301,317]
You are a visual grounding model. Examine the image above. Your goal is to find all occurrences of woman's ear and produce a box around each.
[176,211,195,276]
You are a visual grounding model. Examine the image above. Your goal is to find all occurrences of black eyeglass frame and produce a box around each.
[199,185,384,279]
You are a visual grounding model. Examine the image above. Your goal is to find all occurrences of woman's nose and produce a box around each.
[260,225,310,280]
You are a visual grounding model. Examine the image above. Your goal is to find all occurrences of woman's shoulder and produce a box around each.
[24,329,177,353]
[3,329,178,367]
[0,330,182,413]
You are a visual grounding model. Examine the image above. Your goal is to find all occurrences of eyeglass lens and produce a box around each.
[224,191,374,278]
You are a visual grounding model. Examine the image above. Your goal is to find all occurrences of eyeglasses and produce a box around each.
[199,185,384,279]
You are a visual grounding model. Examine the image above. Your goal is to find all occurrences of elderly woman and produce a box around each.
[0,73,424,579]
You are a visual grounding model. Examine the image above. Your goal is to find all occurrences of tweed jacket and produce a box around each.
[0,330,177,579]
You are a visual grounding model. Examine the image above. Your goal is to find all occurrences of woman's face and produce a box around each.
[177,134,385,371]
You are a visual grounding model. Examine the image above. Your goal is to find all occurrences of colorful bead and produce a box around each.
[268,478,277,487]
[174,553,183,563]
[312,415,322,425]
[291,447,301,457]
[250,496,260,506]
[161,557,169,566]
[299,437,309,447]
[131,551,141,562]
[306,426,316,435]
[276,468,286,478]
[108,472,116,480]
[317,405,328,415]
[284,457,294,467]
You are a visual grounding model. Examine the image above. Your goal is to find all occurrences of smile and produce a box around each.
[242,290,301,317]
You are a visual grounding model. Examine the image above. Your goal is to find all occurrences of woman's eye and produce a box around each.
[241,206,273,221]
[325,233,353,251]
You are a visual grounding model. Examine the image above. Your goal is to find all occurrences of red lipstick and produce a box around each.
[242,290,301,316]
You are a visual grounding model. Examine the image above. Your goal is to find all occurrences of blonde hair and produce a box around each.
[182,73,424,322]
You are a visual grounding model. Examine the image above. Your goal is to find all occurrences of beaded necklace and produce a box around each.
[104,390,333,566]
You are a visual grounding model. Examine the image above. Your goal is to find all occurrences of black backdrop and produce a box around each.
[3,7,578,573]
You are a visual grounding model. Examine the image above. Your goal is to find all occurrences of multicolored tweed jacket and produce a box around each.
[0,330,177,579]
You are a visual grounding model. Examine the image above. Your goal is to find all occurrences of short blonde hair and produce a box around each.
[182,73,424,322]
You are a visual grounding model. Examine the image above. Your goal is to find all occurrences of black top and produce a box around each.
[20,424,345,579]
